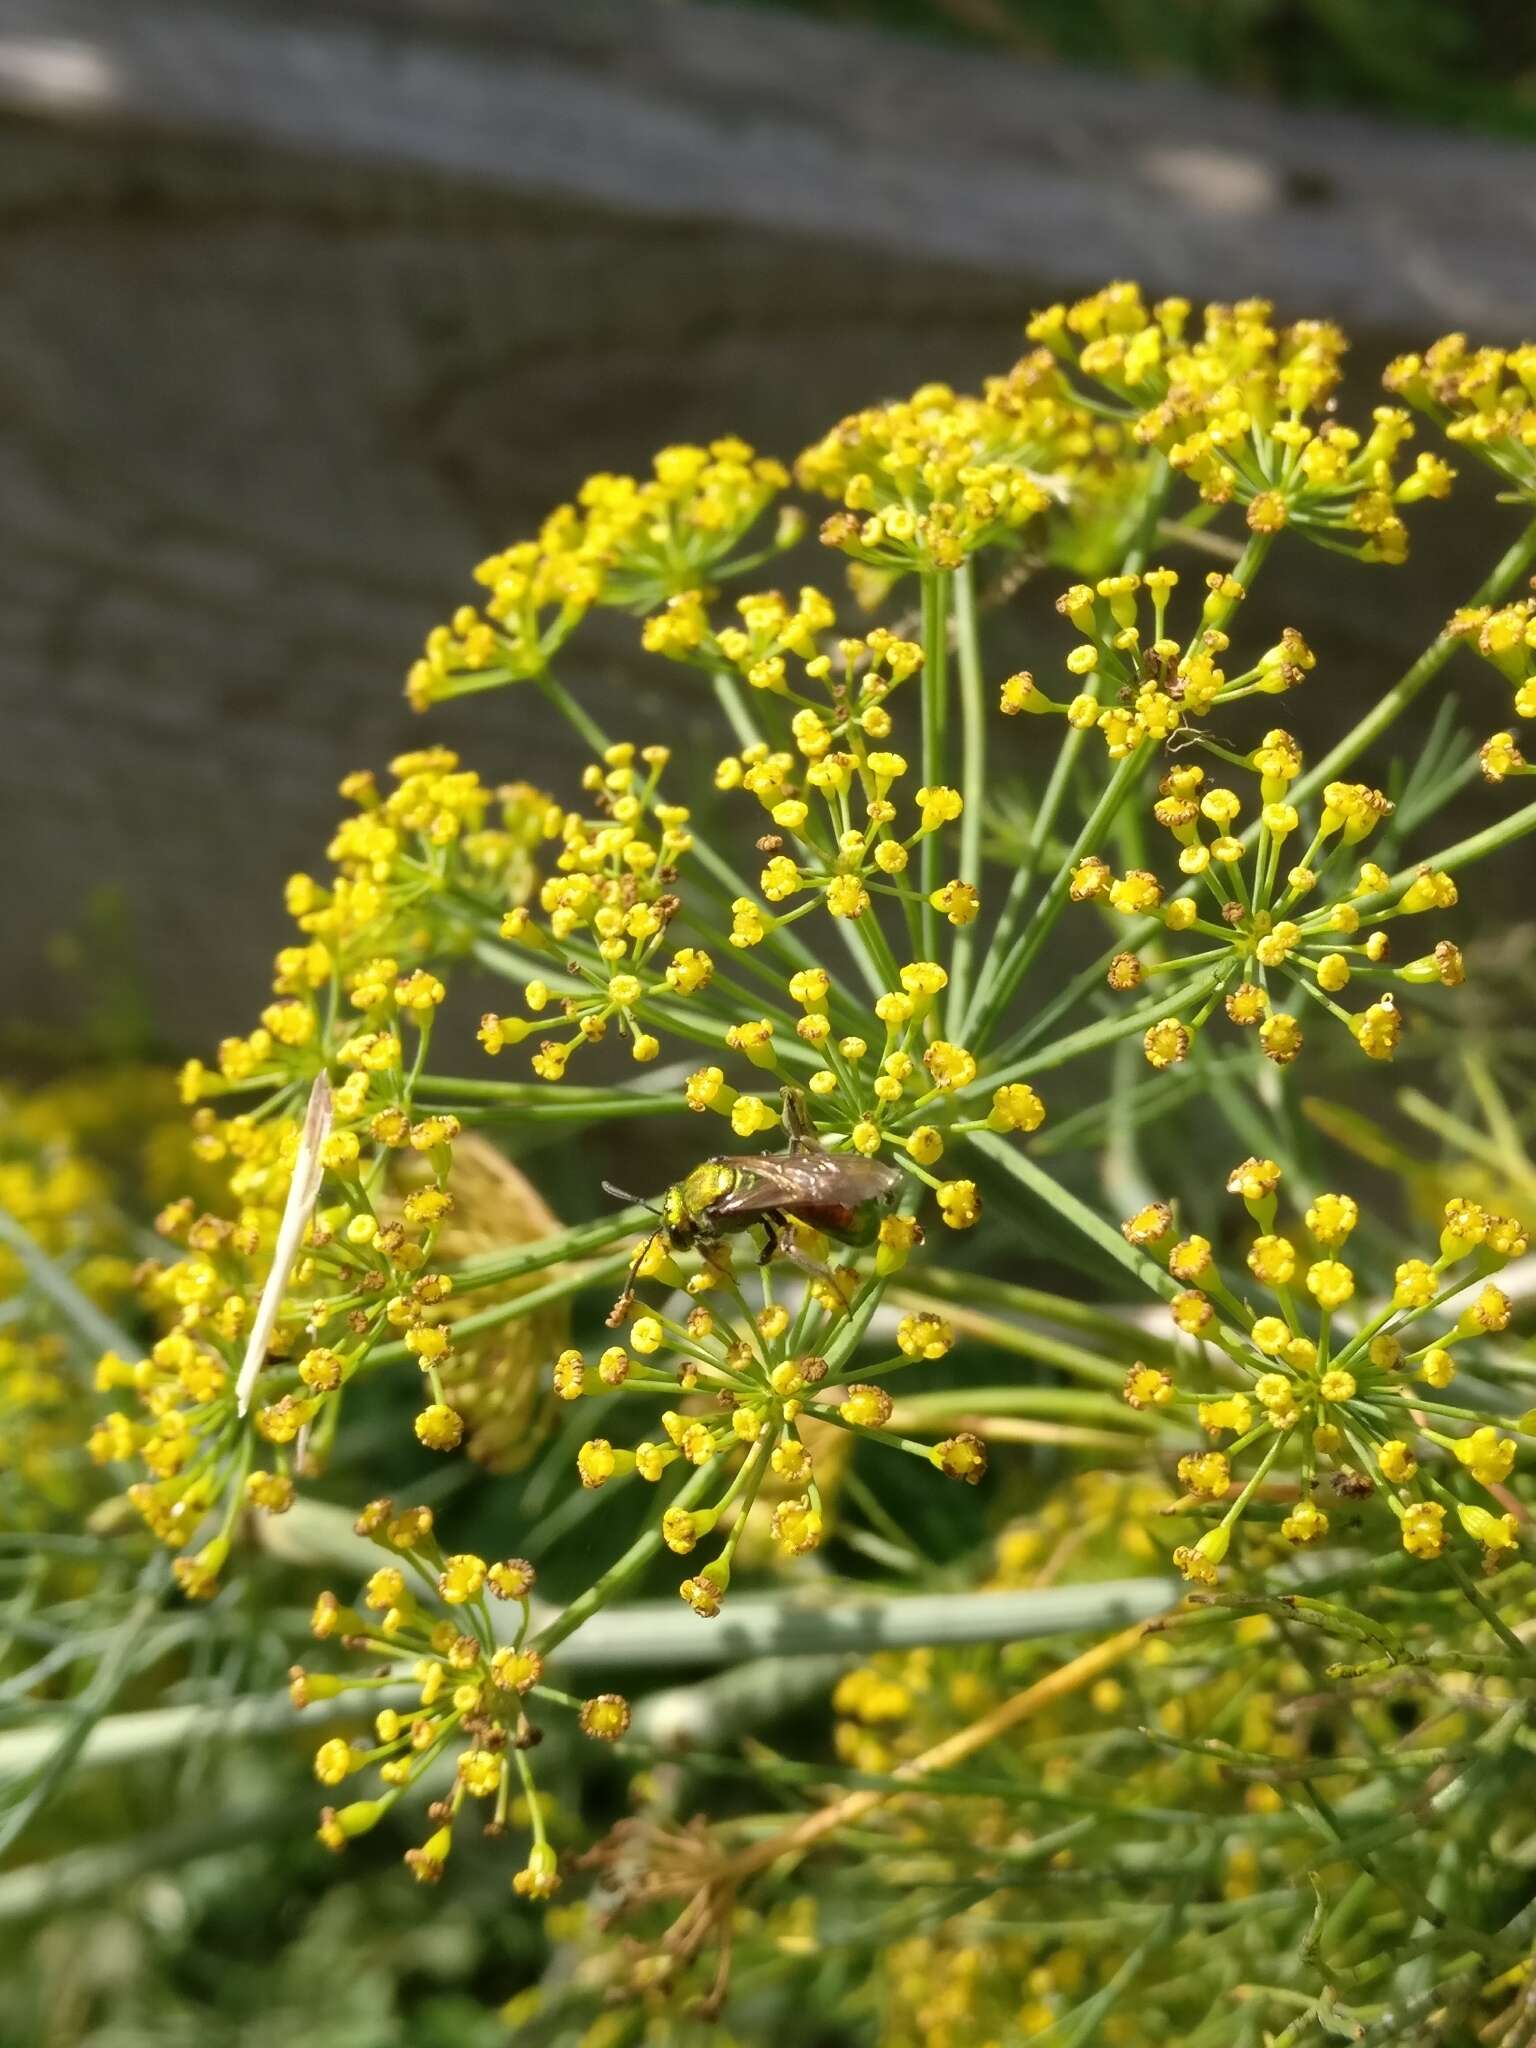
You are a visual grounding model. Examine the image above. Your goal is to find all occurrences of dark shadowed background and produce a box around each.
[6,0,1536,1055]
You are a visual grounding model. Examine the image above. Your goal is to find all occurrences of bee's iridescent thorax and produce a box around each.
[665,1161,740,1238]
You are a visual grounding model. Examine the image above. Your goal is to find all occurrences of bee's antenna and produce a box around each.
[602,1181,662,1218]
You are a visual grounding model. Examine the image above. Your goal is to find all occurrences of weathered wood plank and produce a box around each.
[1,0,1533,326]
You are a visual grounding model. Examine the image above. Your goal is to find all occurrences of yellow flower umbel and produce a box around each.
[1448,599,1536,782]
[0,1071,182,1531]
[1008,568,1315,761]
[1077,730,1465,1065]
[293,1502,620,1901]
[183,747,555,1114]
[795,364,1126,578]
[406,440,791,709]
[568,1188,985,1614]
[1385,335,1536,504]
[1032,285,1433,561]
[1134,1161,1530,1581]
[488,741,708,1075]
[703,618,983,978]
[114,746,541,1593]
[100,1113,469,1593]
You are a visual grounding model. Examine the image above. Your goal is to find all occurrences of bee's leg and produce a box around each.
[762,1212,834,1283]
[780,1085,818,1152]
[755,1213,787,1267]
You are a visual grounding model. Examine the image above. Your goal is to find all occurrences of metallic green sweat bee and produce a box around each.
[605,1087,903,1325]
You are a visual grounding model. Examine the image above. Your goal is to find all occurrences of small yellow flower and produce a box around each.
[1122,1202,1173,1248]
[930,1433,987,1483]
[987,1082,1046,1133]
[1247,1235,1296,1287]
[1177,1451,1230,1497]
[1305,1194,1358,1246]
[458,1750,504,1798]
[1401,1501,1447,1559]
[1459,1504,1520,1555]
[1281,1500,1328,1545]
[936,1179,981,1229]
[437,1554,487,1604]
[1198,1395,1253,1437]
[897,1313,953,1361]
[1124,1362,1173,1409]
[1171,1289,1212,1333]
[840,1384,894,1427]
[414,1404,464,1452]
[579,1694,632,1741]
[1305,1260,1356,1312]
[929,880,979,926]
[1143,1018,1190,1069]
[1168,1235,1212,1282]
[1452,1426,1516,1487]
[1070,857,1112,901]
[1173,1526,1228,1586]
[1377,1440,1418,1485]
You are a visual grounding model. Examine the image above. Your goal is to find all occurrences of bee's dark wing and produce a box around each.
[712,1151,902,1219]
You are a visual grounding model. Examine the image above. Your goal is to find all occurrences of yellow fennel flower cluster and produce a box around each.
[181,747,555,1108]
[642,582,923,712]
[1450,594,1536,717]
[1119,1159,1530,1582]
[406,440,792,710]
[717,716,975,936]
[485,741,706,1075]
[795,357,1125,576]
[681,1001,1039,1216]
[1385,335,1536,501]
[1030,284,1445,558]
[38,276,1536,1996]
[1003,566,1313,759]
[0,1077,153,1524]
[293,1500,626,1901]
[565,1241,986,1618]
[91,1101,466,1595]
[1447,596,1536,787]
[1074,730,1464,1066]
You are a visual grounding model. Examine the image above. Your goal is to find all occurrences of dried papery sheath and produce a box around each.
[236,1074,333,1417]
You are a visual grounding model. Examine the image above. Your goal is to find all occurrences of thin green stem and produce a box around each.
[920,569,951,963]
[977,969,1226,1090]
[966,1131,1179,1303]
[0,1210,140,1365]
[947,560,987,1028]
[893,1266,1170,1361]
[961,720,1086,1043]
[449,1207,650,1288]
[534,668,608,757]
[363,1254,632,1371]
[968,744,1151,1052]
[532,1459,717,1656]
[1382,793,1536,894]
